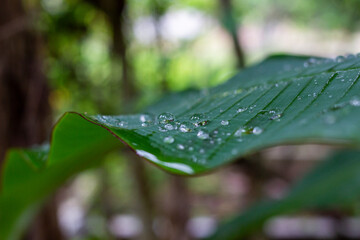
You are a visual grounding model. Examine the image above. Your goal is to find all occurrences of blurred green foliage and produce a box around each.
[26,0,360,238]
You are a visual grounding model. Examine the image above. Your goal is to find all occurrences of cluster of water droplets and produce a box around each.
[92,105,287,165]
[152,108,271,163]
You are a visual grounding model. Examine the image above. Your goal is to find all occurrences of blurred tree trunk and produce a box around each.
[0,0,63,239]
[0,0,50,168]
[161,176,191,240]
[219,0,245,68]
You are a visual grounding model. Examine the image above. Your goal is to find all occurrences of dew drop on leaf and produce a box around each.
[237,107,247,113]
[179,122,192,133]
[118,121,127,127]
[190,113,204,122]
[163,136,174,144]
[270,113,282,121]
[221,120,229,126]
[158,112,175,124]
[164,123,175,131]
[252,127,263,135]
[335,56,345,63]
[197,130,210,140]
[140,114,153,123]
[177,144,185,150]
[234,127,246,137]
[350,97,360,107]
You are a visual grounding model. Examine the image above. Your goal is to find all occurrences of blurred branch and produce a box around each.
[83,0,136,109]
[218,0,245,69]
[151,0,169,92]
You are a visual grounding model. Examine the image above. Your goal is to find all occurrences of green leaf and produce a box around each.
[207,150,360,239]
[0,113,121,240]
[83,54,360,175]
[2,54,360,239]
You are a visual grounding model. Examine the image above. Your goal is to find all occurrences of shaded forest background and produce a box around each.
[2,0,360,239]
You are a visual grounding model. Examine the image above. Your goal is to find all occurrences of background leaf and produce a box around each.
[0,113,121,240]
[207,150,360,239]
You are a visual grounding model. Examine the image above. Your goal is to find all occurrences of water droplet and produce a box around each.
[164,123,175,131]
[336,56,345,63]
[237,107,247,113]
[331,103,346,110]
[158,112,175,124]
[234,88,242,94]
[221,120,229,126]
[197,130,210,140]
[158,126,167,132]
[163,136,174,144]
[188,146,194,151]
[179,122,192,132]
[350,97,360,107]
[177,144,185,150]
[190,113,204,122]
[304,57,317,67]
[140,114,153,123]
[270,113,282,121]
[190,113,209,127]
[199,148,205,154]
[252,127,263,135]
[234,127,246,137]
[118,121,127,127]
